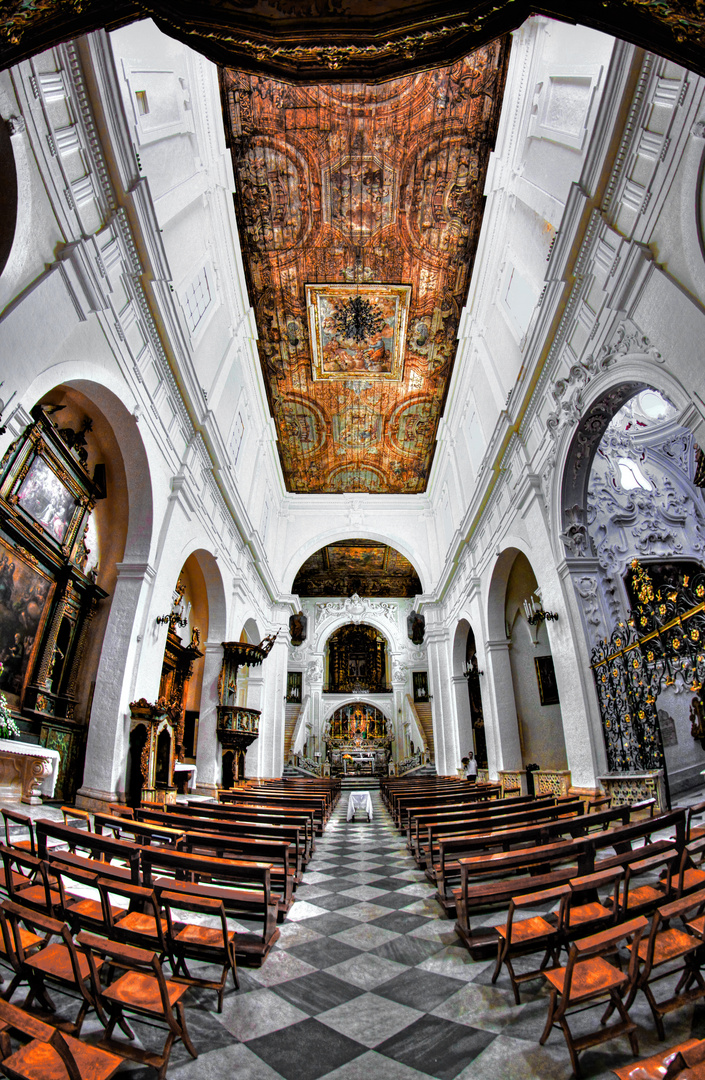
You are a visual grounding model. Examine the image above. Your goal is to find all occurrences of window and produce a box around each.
[134,90,149,116]
[616,457,652,491]
[182,267,212,333]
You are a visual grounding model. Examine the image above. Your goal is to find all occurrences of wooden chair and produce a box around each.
[0,847,63,919]
[492,883,570,1004]
[160,889,238,1012]
[94,879,171,967]
[0,901,101,1037]
[1,813,35,859]
[618,888,705,1040]
[50,865,112,937]
[540,915,648,1078]
[610,849,678,919]
[561,866,623,941]
[76,931,198,1080]
[611,1038,705,1079]
[0,996,122,1080]
[59,808,92,833]
[671,837,705,899]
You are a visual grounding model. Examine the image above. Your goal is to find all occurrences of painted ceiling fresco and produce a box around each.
[293,540,421,597]
[221,38,509,492]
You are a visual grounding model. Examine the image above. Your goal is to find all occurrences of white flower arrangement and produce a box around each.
[0,665,21,740]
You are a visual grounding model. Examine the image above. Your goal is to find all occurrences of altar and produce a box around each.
[0,739,60,804]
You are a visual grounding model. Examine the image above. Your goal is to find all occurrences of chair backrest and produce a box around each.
[2,809,35,857]
[60,806,93,832]
[0,997,85,1080]
[95,877,169,952]
[0,898,94,1011]
[76,931,181,1033]
[0,843,53,913]
[561,915,648,1005]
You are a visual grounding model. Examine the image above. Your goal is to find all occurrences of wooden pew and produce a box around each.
[217,793,326,834]
[419,799,588,870]
[140,845,279,965]
[172,800,314,861]
[407,794,553,860]
[177,831,295,917]
[93,813,185,848]
[35,820,142,885]
[139,807,306,878]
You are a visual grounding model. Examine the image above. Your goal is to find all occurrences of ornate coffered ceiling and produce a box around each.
[293,539,421,597]
[222,39,509,492]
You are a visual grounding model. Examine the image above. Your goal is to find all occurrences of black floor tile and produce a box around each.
[369,911,430,934]
[289,936,363,969]
[300,912,362,935]
[371,892,428,911]
[376,968,467,1011]
[312,892,363,911]
[371,935,445,966]
[366,876,413,890]
[273,970,365,1015]
[247,1017,366,1080]
[377,1014,496,1079]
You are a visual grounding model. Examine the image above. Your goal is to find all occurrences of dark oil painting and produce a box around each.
[0,535,52,706]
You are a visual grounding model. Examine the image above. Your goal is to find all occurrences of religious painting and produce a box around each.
[535,655,560,707]
[306,283,410,382]
[16,455,78,543]
[0,533,54,708]
[329,702,388,742]
[222,38,509,492]
[293,539,421,597]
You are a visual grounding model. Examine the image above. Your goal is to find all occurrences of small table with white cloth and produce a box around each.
[346,790,373,822]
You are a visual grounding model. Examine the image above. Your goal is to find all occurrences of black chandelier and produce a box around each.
[333,295,385,344]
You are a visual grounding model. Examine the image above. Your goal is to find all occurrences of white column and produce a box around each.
[484,638,523,776]
[77,561,155,809]
[253,632,289,778]
[195,641,223,796]
[426,626,461,776]
[452,674,473,759]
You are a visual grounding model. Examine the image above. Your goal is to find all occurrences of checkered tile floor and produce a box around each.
[9,788,705,1078]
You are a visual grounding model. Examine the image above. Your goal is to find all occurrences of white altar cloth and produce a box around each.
[174,763,197,791]
[347,790,373,822]
[0,739,60,803]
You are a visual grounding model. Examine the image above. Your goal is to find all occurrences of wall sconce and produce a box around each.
[156,578,191,629]
[523,593,558,645]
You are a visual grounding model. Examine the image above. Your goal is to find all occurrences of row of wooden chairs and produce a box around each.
[0,898,197,1079]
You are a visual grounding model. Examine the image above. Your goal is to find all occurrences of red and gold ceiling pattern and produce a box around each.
[221,40,509,492]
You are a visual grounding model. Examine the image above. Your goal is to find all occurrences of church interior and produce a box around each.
[4,1,705,1077]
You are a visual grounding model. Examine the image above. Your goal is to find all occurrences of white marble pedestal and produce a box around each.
[0,739,60,805]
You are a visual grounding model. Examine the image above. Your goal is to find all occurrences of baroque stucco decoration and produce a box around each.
[4,1,705,84]
[221,42,509,492]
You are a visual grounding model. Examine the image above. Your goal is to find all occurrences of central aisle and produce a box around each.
[156,787,684,1080]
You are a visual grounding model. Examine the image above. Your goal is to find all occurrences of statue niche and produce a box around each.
[325,623,390,694]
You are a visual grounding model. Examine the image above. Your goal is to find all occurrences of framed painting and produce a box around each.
[306,283,411,382]
[16,454,78,543]
[0,532,54,709]
[535,655,560,707]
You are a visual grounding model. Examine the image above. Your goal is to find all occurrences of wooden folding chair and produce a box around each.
[1,813,35,859]
[611,1038,705,1079]
[561,866,623,941]
[50,864,111,936]
[0,901,101,1037]
[0,847,63,919]
[0,995,122,1080]
[540,915,648,1078]
[94,879,171,967]
[76,931,197,1080]
[617,888,705,1040]
[492,883,570,1004]
[612,849,678,919]
[160,890,239,1012]
[671,837,705,899]
[59,808,92,833]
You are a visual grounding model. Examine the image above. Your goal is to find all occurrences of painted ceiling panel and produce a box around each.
[221,39,509,492]
[293,540,421,598]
